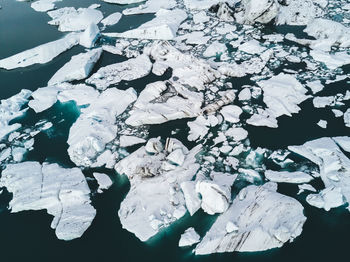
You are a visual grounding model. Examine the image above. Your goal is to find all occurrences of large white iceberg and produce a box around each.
[105,9,187,40]
[48,48,102,86]
[195,183,306,254]
[115,138,201,241]
[0,33,80,70]
[0,162,96,240]
[67,87,137,167]
[86,54,152,90]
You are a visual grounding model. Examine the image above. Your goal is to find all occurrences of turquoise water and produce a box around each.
[0,1,350,261]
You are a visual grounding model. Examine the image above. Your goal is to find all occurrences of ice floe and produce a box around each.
[289,137,350,211]
[68,87,137,167]
[195,183,306,254]
[115,138,201,241]
[179,227,200,247]
[48,48,102,86]
[0,162,96,240]
[87,54,152,90]
[105,9,187,40]
[0,33,80,70]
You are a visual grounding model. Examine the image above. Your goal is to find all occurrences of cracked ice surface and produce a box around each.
[68,88,137,167]
[0,162,96,240]
[115,138,201,241]
[195,183,306,254]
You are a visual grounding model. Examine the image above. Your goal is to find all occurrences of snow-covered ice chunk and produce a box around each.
[220,105,242,123]
[0,33,80,70]
[101,12,122,27]
[122,0,177,15]
[119,135,146,148]
[31,0,61,12]
[179,227,200,247]
[48,7,103,32]
[306,187,345,211]
[79,23,100,48]
[180,181,201,216]
[93,172,113,193]
[87,54,152,90]
[0,162,96,240]
[195,183,306,254]
[238,40,266,55]
[0,90,32,141]
[289,137,350,211]
[265,170,314,184]
[105,9,187,40]
[115,138,201,241]
[68,88,137,167]
[48,48,102,86]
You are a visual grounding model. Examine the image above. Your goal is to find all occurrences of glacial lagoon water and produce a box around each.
[0,0,350,261]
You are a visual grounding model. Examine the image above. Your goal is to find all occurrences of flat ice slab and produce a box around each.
[195,183,306,254]
[105,9,187,40]
[48,48,102,86]
[0,33,80,70]
[0,162,96,240]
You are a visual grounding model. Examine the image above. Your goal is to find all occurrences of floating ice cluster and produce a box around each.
[0,0,350,254]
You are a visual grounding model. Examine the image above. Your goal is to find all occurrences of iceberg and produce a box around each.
[0,90,32,141]
[0,33,80,70]
[31,0,61,12]
[122,0,177,15]
[101,12,122,27]
[68,88,137,167]
[93,172,113,193]
[0,162,96,240]
[265,170,314,184]
[179,227,200,247]
[195,183,306,254]
[289,137,350,211]
[115,138,201,241]
[79,23,100,48]
[47,7,103,32]
[105,9,187,40]
[48,48,102,86]
[86,54,152,90]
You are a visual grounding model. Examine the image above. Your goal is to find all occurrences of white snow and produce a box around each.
[265,170,314,184]
[101,12,122,27]
[0,33,80,70]
[67,88,137,167]
[0,162,96,240]
[48,7,103,32]
[48,48,102,86]
[115,138,201,241]
[105,9,187,40]
[79,23,100,48]
[86,54,152,90]
[93,172,113,193]
[195,183,306,254]
[179,227,200,247]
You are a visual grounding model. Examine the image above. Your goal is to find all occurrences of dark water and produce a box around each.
[0,1,350,261]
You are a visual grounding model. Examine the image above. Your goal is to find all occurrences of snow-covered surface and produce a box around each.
[195,183,306,254]
[48,48,102,86]
[0,90,32,141]
[265,170,314,184]
[79,23,100,48]
[0,162,96,240]
[115,138,201,241]
[47,7,103,32]
[93,172,113,193]
[87,54,152,90]
[289,137,350,211]
[179,227,200,247]
[105,9,187,40]
[67,88,137,167]
[0,33,80,70]
[31,0,61,12]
